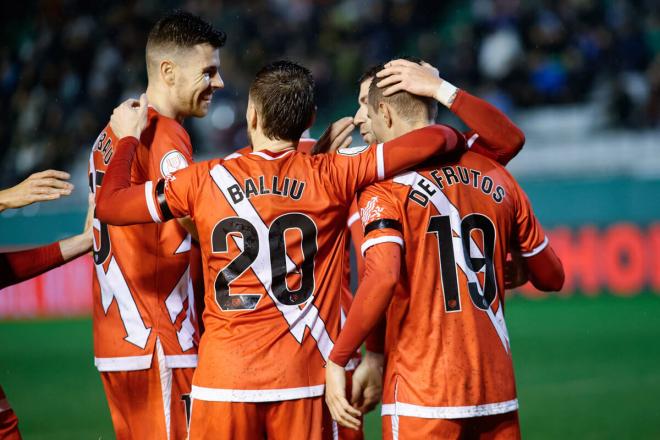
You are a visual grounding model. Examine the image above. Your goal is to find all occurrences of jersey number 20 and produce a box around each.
[212,213,317,311]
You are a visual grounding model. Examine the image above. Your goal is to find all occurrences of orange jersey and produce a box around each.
[162,148,382,401]
[95,125,463,400]
[358,150,547,418]
[229,141,364,369]
[89,108,199,371]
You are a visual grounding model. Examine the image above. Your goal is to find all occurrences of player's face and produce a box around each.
[174,43,224,118]
[367,101,389,143]
[354,78,376,144]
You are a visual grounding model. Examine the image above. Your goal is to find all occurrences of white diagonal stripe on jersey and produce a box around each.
[209,164,334,360]
[393,172,510,352]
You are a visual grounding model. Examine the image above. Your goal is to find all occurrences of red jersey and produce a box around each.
[89,108,199,371]
[358,151,547,418]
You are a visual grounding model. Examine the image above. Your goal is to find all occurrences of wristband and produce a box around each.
[436,81,459,108]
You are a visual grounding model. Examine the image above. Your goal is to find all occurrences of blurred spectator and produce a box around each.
[0,0,658,188]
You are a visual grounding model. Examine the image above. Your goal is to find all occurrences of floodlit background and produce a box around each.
[1,0,659,438]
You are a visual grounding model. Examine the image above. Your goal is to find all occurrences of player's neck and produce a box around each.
[390,120,431,140]
[250,132,297,153]
[146,87,184,124]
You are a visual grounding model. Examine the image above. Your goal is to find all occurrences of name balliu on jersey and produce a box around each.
[89,108,199,371]
[359,150,547,418]
[158,146,387,401]
[228,141,364,371]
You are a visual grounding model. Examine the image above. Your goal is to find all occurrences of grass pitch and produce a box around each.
[1,294,659,439]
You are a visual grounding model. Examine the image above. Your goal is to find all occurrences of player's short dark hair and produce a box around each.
[146,10,226,72]
[367,62,438,122]
[358,63,384,85]
[357,57,424,85]
[249,60,315,142]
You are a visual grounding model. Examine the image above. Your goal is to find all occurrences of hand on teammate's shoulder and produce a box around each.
[110,93,149,140]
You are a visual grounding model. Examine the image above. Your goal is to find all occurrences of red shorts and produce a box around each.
[100,354,193,440]
[0,386,21,440]
[382,410,521,440]
[189,396,335,440]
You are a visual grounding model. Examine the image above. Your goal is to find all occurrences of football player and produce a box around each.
[326,64,564,439]
[88,11,225,439]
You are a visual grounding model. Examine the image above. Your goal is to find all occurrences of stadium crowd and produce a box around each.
[0,0,658,187]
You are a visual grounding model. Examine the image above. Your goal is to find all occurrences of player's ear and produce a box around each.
[160,59,176,86]
[380,102,393,128]
[247,99,258,130]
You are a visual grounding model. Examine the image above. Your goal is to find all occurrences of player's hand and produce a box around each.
[0,169,74,212]
[311,117,355,155]
[325,360,362,430]
[376,58,444,100]
[110,93,149,140]
[350,351,384,414]
[504,250,529,289]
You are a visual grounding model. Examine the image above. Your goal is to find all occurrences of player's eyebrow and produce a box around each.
[202,65,218,74]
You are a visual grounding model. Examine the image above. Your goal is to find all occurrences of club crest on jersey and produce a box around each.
[337,145,370,156]
[160,150,188,177]
[360,196,384,225]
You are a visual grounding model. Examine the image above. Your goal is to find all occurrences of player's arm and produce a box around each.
[96,96,196,226]
[512,186,564,292]
[326,183,402,427]
[0,169,74,212]
[95,136,159,225]
[0,195,94,289]
[350,197,387,358]
[376,59,524,165]
[524,246,564,291]
[326,242,401,429]
[327,124,464,204]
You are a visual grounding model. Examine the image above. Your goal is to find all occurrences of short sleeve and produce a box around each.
[322,143,381,204]
[358,181,403,256]
[157,163,201,219]
[513,184,548,257]
[150,121,193,179]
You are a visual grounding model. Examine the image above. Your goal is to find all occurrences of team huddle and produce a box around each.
[0,9,564,440]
